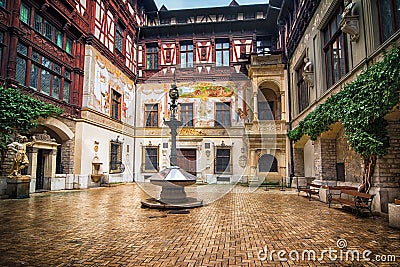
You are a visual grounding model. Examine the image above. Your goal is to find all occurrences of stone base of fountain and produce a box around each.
[141,166,203,209]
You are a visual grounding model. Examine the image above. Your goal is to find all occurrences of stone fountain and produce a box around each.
[141,84,202,209]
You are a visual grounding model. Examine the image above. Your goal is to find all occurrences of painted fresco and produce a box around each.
[138,80,249,127]
[178,82,234,98]
[86,46,135,124]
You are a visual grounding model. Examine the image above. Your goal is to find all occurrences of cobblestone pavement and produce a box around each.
[0,184,399,267]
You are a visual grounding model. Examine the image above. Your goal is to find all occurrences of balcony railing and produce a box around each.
[245,120,287,135]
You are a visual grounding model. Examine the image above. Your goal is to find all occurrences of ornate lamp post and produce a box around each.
[164,84,182,167]
[142,84,202,208]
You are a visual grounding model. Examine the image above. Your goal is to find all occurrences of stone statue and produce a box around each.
[342,0,356,18]
[7,135,35,177]
[303,57,313,73]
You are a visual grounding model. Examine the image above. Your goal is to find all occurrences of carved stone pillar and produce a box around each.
[253,92,258,121]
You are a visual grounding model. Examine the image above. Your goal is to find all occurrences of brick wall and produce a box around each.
[293,148,305,176]
[375,120,400,187]
[58,117,76,175]
[336,128,363,183]
[314,138,337,180]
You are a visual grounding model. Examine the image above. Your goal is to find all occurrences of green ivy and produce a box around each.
[0,87,63,152]
[288,46,400,160]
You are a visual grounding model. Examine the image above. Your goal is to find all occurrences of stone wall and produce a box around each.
[376,120,400,187]
[293,148,304,177]
[58,117,76,175]
[336,128,363,183]
[314,138,336,180]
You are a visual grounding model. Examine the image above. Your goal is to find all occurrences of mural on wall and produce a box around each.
[178,82,234,98]
[89,47,135,124]
[138,80,249,127]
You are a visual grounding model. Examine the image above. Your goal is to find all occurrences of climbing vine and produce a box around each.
[0,87,62,169]
[288,47,400,192]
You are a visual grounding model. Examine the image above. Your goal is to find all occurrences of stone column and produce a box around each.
[253,91,258,121]
[27,147,38,193]
[280,91,285,120]
[249,149,259,185]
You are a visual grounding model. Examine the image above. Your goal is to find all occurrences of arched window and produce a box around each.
[258,154,278,172]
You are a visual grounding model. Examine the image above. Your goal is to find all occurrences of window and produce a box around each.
[323,7,348,89]
[180,103,193,126]
[65,37,72,54]
[64,70,71,103]
[215,148,231,173]
[32,12,71,54]
[256,38,271,55]
[17,45,69,101]
[216,42,229,67]
[377,0,400,43]
[115,23,124,53]
[20,2,30,24]
[111,90,121,120]
[145,103,159,127]
[0,0,5,8]
[180,43,193,68]
[146,45,158,69]
[144,147,158,171]
[258,154,278,172]
[110,140,123,173]
[215,102,231,127]
[296,58,309,113]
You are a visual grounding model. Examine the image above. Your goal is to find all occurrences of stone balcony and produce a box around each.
[244,120,287,136]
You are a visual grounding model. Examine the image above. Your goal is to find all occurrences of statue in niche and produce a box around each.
[342,0,356,18]
[7,135,36,177]
[302,57,314,86]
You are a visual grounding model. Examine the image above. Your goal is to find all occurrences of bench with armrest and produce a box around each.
[298,183,321,200]
[328,189,375,218]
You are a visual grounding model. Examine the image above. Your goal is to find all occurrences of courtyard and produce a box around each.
[0,184,399,266]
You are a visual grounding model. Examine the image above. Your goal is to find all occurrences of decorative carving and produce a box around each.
[7,135,36,177]
[34,130,57,143]
[178,128,206,136]
[259,123,276,133]
[238,155,247,168]
[302,57,314,86]
[340,0,359,42]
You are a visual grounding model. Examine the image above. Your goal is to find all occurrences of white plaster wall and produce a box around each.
[76,121,134,183]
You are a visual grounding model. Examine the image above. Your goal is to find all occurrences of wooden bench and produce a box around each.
[298,183,321,201]
[328,189,375,218]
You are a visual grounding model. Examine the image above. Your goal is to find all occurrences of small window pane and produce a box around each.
[0,0,5,8]
[64,70,71,79]
[41,69,51,95]
[53,64,61,74]
[17,43,28,56]
[65,38,72,54]
[44,21,53,40]
[52,76,60,99]
[16,57,27,85]
[63,81,70,102]
[42,57,51,69]
[32,51,40,62]
[56,30,63,48]
[20,3,30,24]
[30,65,39,89]
[34,13,42,32]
